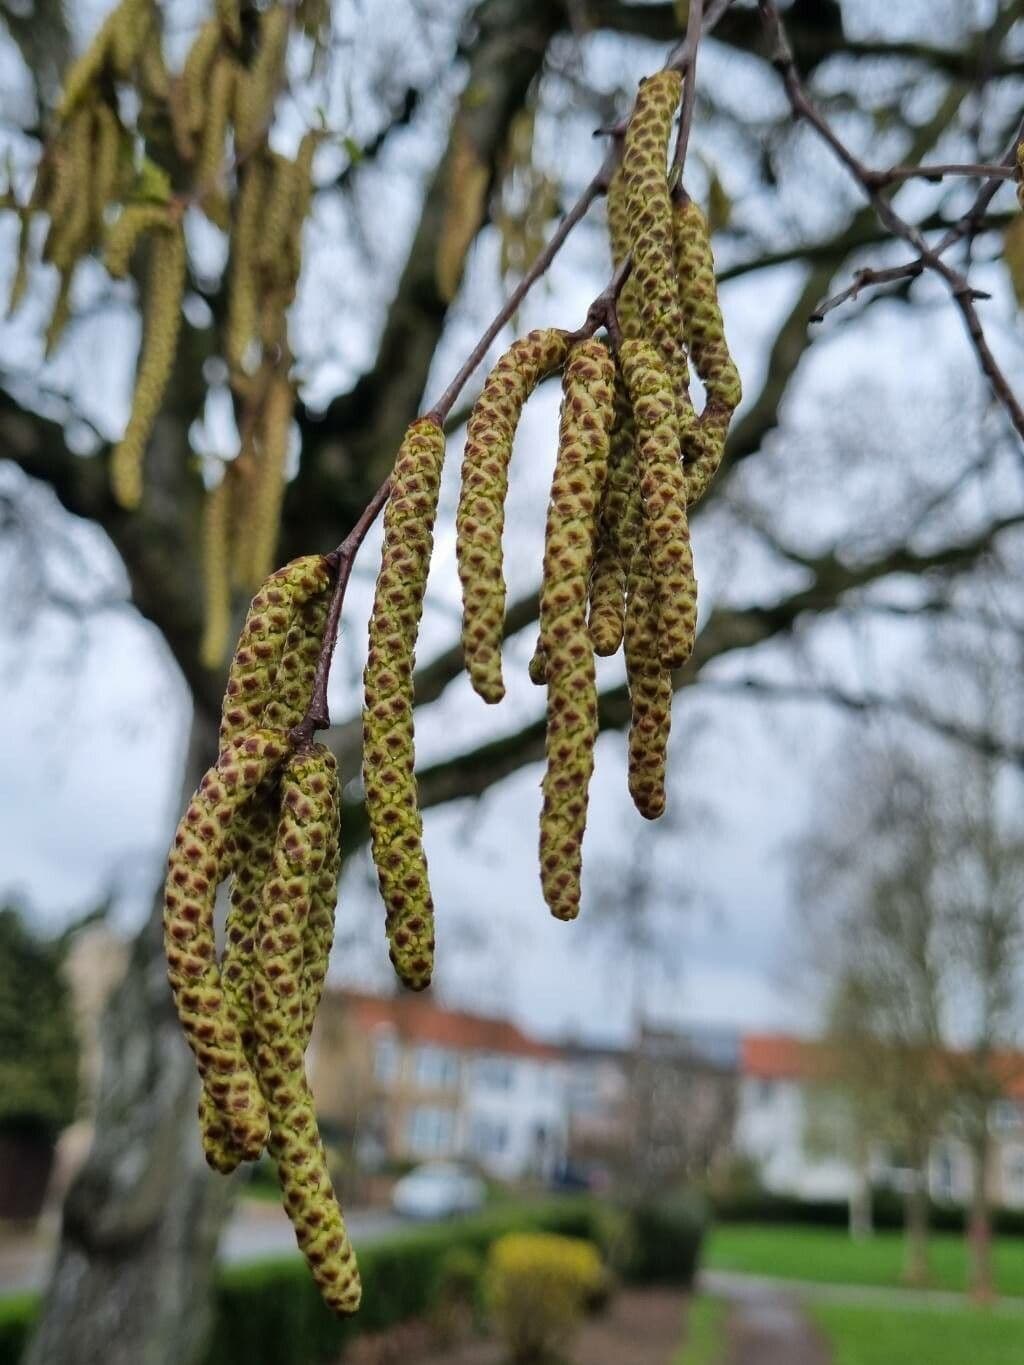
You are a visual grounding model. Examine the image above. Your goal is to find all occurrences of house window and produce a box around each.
[1003,1146,1024,1195]
[415,1045,460,1089]
[407,1106,455,1156]
[991,1100,1024,1133]
[470,1116,508,1156]
[474,1056,514,1091]
[374,1033,399,1083]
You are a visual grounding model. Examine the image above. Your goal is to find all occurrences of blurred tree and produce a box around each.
[0,0,1023,1360]
[0,905,79,1138]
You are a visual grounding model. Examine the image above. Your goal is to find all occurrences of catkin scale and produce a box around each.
[163,731,293,1158]
[538,340,614,921]
[111,219,186,509]
[363,419,445,991]
[456,328,569,702]
[620,340,697,671]
[253,746,359,1315]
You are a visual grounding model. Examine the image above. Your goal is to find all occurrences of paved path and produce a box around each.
[0,1200,405,1297]
[704,1268,1024,1316]
[706,1273,830,1365]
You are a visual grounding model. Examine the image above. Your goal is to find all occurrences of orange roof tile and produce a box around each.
[335,990,562,1061]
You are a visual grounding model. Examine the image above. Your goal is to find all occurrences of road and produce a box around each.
[0,1200,408,1297]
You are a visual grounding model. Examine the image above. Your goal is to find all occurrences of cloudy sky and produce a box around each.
[2,0,1023,1048]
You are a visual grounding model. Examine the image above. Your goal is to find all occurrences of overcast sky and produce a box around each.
[2,0,1024,1048]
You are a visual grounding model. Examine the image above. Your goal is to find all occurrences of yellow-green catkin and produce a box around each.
[44,269,73,358]
[178,18,222,150]
[302,757,340,1033]
[363,418,446,991]
[538,340,614,921]
[456,328,569,703]
[253,746,360,1315]
[43,106,94,271]
[110,218,186,509]
[196,52,236,229]
[234,5,290,158]
[672,194,742,506]
[198,782,279,1173]
[621,71,693,423]
[220,555,331,749]
[620,340,696,671]
[226,157,267,375]
[103,203,171,279]
[200,476,233,670]
[163,730,292,1158]
[588,164,642,657]
[91,101,124,233]
[624,552,672,821]
[246,371,294,587]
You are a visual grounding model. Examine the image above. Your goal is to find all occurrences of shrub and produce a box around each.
[428,1246,484,1347]
[486,1232,604,1365]
[618,1192,706,1286]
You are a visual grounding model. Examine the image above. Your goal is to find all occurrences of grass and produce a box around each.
[706,1222,1024,1296]
[812,1300,1024,1365]
[673,1296,728,1365]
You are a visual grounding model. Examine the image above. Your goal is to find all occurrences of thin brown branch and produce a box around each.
[669,0,704,181]
[870,161,1014,188]
[759,0,1024,444]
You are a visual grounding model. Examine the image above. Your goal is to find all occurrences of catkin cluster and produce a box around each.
[360,71,739,944]
[3,2,312,636]
[164,555,361,1315]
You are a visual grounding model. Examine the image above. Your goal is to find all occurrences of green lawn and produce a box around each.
[813,1301,1024,1365]
[706,1223,1024,1297]
[673,1296,727,1365]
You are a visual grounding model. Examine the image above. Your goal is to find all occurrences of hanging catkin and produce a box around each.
[588,162,643,656]
[620,339,696,671]
[672,193,742,506]
[363,419,445,990]
[621,71,693,426]
[537,340,614,920]
[456,328,569,702]
[200,476,233,670]
[253,745,360,1314]
[624,551,673,820]
[163,731,292,1158]
[110,216,186,509]
[221,555,331,749]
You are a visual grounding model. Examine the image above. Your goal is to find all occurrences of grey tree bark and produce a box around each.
[23,710,233,1365]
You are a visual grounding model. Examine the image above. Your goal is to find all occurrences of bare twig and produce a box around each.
[670,0,704,182]
[759,0,1024,444]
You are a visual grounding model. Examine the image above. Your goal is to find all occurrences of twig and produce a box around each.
[287,478,392,748]
[866,161,1014,188]
[759,0,1024,444]
[670,0,704,182]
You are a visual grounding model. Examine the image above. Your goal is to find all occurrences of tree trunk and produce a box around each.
[968,1130,995,1303]
[848,1131,873,1241]
[902,1157,930,1287]
[24,711,235,1365]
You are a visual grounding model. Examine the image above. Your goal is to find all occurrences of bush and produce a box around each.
[486,1232,604,1365]
[429,1246,484,1346]
[0,1200,615,1365]
[617,1192,706,1286]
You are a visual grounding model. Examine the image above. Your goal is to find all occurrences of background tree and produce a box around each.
[2,1,1024,1360]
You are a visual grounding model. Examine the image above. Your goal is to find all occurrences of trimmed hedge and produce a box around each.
[713,1190,1024,1237]
[0,1200,605,1365]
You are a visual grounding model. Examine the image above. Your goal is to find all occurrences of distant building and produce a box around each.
[308,990,567,1181]
[734,1033,1024,1211]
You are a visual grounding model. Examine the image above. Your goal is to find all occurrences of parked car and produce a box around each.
[391,1161,486,1219]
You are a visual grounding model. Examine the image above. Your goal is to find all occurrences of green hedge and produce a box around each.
[0,1200,604,1365]
[713,1190,1024,1237]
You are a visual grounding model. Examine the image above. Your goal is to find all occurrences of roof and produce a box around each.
[741,1033,1024,1101]
[336,990,562,1061]
[741,1034,832,1082]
